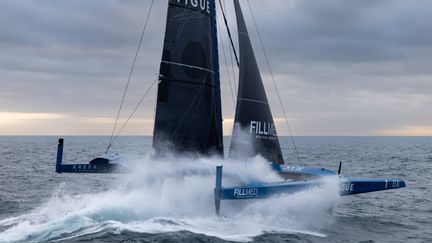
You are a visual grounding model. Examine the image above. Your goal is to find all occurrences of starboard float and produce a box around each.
[214,165,406,215]
[54,0,406,216]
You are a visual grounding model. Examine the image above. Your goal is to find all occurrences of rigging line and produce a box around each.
[223,0,238,94]
[228,35,238,94]
[217,17,236,108]
[170,73,208,139]
[107,0,155,153]
[176,5,190,40]
[110,76,158,146]
[169,39,214,139]
[246,0,302,166]
[218,0,239,67]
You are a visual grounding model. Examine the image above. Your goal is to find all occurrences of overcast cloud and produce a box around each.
[0,0,431,135]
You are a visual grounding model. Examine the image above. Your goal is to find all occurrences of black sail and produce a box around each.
[229,0,284,164]
[153,0,223,156]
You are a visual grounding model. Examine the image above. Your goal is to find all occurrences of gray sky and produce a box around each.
[1,0,431,136]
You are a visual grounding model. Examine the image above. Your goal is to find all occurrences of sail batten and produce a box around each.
[161,60,215,74]
[237,98,269,105]
[229,0,284,164]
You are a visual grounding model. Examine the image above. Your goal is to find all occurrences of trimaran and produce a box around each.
[55,0,406,215]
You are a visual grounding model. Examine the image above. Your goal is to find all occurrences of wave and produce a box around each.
[0,155,339,242]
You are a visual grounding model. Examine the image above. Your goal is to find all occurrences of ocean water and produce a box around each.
[0,136,430,242]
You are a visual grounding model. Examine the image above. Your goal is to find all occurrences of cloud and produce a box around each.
[0,112,64,125]
[0,0,431,135]
[0,112,65,135]
[0,113,158,135]
[378,126,432,136]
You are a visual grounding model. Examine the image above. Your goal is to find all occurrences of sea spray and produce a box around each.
[0,153,340,242]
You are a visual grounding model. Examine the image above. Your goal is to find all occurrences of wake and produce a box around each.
[0,155,340,242]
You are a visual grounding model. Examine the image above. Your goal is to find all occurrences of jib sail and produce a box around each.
[229,0,284,164]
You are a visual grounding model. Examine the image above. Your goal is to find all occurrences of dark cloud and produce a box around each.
[0,0,431,135]
[0,0,165,117]
[246,0,432,63]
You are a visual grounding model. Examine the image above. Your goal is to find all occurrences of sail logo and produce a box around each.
[250,121,277,136]
[340,183,354,192]
[233,188,258,197]
[174,0,211,14]
[285,166,304,172]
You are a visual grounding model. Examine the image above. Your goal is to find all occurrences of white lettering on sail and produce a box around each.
[176,0,210,14]
[250,121,277,137]
[250,121,257,134]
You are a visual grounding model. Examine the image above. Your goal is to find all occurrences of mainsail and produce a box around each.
[229,0,284,164]
[153,0,223,156]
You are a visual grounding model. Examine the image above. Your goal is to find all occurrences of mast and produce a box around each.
[210,0,224,156]
[229,0,284,164]
[153,0,223,156]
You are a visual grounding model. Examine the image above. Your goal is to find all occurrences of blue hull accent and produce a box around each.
[217,177,405,200]
[217,179,326,200]
[339,177,406,195]
[272,163,338,180]
[55,138,123,174]
[57,163,121,173]
[214,166,406,214]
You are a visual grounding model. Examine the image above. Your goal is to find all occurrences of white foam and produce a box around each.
[0,155,340,242]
